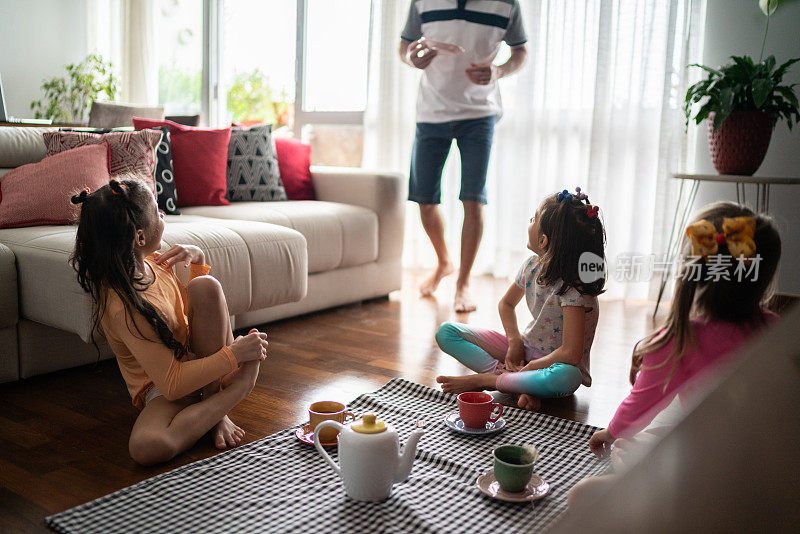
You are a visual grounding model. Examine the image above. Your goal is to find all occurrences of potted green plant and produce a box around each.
[30,54,119,124]
[683,2,799,175]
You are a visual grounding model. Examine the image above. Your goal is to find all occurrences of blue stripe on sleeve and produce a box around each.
[420,9,510,30]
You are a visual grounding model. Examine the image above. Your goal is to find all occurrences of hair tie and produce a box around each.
[575,186,588,201]
[557,189,573,202]
[110,181,127,195]
[586,205,599,218]
[71,187,90,205]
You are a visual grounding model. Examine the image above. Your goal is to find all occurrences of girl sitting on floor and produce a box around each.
[71,178,270,466]
[569,201,781,506]
[436,188,605,411]
[586,201,781,455]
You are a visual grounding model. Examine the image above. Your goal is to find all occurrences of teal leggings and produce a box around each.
[435,321,583,397]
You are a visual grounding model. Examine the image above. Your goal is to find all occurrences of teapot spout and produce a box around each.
[395,428,424,483]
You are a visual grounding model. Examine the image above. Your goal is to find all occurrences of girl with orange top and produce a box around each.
[70,178,269,465]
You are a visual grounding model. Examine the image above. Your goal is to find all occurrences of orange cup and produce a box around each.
[309,401,355,442]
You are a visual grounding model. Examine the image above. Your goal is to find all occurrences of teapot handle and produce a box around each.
[313,420,343,475]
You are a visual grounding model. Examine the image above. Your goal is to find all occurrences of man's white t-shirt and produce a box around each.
[402,0,527,124]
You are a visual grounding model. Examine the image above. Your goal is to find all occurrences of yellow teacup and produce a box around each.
[309,401,355,442]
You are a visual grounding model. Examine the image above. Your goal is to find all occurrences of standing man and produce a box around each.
[400,0,528,312]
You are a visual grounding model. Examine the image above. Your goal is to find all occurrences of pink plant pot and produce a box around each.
[707,111,775,176]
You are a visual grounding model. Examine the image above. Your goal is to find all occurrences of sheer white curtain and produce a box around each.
[365,0,705,299]
[86,0,158,105]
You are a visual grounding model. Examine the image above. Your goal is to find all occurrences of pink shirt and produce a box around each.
[607,312,776,439]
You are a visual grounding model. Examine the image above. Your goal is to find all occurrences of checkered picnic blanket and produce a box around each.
[46,379,609,533]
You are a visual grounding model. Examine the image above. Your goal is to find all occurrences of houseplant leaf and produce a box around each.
[752,78,774,108]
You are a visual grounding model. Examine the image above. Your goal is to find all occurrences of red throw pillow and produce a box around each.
[42,130,161,192]
[275,137,315,200]
[0,144,111,228]
[133,118,230,206]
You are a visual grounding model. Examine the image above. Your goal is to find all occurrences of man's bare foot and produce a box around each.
[454,285,476,313]
[213,415,245,449]
[518,394,542,412]
[436,373,496,394]
[419,262,455,296]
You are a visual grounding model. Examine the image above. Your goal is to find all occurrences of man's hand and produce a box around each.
[405,38,439,69]
[466,62,499,85]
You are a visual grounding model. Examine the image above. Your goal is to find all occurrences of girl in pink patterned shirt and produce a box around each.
[436,188,605,411]
[588,201,782,457]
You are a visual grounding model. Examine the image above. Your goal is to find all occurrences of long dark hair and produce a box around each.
[630,201,781,385]
[70,178,186,359]
[536,191,606,296]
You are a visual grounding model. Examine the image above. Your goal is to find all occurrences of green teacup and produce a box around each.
[493,445,538,493]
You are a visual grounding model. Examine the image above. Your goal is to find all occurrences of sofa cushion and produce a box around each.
[0,144,111,228]
[43,130,162,191]
[227,124,287,202]
[151,126,180,215]
[0,126,55,168]
[133,118,231,207]
[181,201,378,273]
[0,216,306,342]
[275,137,315,200]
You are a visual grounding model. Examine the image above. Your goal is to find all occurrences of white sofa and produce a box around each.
[0,126,404,382]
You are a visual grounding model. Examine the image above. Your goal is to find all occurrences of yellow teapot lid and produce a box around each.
[352,412,387,434]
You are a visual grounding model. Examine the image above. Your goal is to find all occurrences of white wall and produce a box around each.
[0,0,88,118]
[692,0,800,294]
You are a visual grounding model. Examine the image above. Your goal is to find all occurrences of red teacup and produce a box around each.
[457,392,503,429]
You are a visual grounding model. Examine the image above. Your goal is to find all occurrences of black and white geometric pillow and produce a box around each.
[152,126,180,215]
[226,124,287,202]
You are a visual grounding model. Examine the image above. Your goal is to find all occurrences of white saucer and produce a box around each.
[476,470,549,502]
[444,412,506,435]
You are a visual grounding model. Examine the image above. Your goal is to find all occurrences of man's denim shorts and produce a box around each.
[408,115,497,205]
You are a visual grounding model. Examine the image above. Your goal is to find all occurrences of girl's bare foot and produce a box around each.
[518,393,542,412]
[420,262,455,296]
[454,285,476,312]
[213,415,245,449]
[436,373,496,394]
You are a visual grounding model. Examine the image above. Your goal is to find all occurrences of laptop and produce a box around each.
[0,73,53,125]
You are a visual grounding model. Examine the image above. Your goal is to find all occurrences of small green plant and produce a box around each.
[226,69,291,127]
[30,54,119,123]
[684,55,800,131]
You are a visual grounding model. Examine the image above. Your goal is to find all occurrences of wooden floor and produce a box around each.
[0,270,662,532]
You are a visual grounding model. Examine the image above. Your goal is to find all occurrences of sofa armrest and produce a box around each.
[311,166,405,263]
[0,243,18,328]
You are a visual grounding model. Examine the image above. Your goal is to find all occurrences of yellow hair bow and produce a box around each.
[686,217,756,260]
[722,217,756,259]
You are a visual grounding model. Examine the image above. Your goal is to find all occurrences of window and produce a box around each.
[221,0,296,130]
[215,0,371,136]
[155,0,203,115]
[301,0,371,113]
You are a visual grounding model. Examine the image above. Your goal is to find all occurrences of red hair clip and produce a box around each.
[586,205,599,218]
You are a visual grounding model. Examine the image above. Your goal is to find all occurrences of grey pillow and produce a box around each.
[226,124,287,201]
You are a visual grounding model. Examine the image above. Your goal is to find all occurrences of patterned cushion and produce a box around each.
[151,126,180,215]
[42,130,162,191]
[226,124,287,202]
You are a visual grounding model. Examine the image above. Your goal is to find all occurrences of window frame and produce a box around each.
[200,0,372,134]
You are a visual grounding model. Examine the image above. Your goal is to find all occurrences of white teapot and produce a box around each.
[314,412,425,502]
